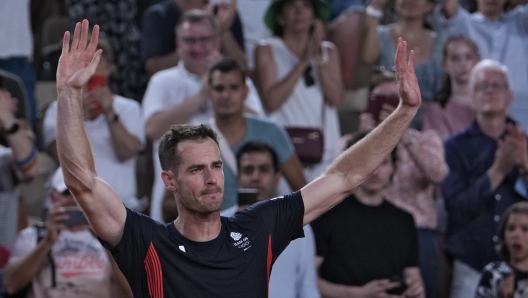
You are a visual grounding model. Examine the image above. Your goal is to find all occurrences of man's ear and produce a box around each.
[161,170,177,193]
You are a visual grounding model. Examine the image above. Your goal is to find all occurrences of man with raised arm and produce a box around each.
[55,20,421,297]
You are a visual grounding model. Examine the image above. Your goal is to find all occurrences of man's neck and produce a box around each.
[511,258,528,272]
[354,188,384,206]
[476,112,507,139]
[215,115,247,146]
[479,9,503,22]
[450,81,474,109]
[183,61,208,78]
[174,212,222,242]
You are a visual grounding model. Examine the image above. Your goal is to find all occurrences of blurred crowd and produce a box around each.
[1,0,528,297]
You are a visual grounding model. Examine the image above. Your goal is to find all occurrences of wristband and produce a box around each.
[366,5,383,19]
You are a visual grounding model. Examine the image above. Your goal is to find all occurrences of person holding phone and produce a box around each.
[232,141,320,298]
[2,168,133,298]
[311,130,424,298]
[359,70,448,298]
[475,202,528,298]
[43,36,145,210]
[254,0,344,182]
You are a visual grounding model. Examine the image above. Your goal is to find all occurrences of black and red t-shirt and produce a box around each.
[103,191,305,298]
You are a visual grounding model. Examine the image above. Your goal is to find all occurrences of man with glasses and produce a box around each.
[141,0,247,76]
[441,59,528,298]
[143,10,264,222]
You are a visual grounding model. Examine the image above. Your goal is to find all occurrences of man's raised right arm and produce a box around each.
[56,20,126,247]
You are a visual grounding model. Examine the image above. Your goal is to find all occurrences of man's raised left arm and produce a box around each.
[301,38,421,225]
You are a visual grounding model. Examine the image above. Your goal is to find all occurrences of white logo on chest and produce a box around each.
[230,232,242,241]
[230,232,251,251]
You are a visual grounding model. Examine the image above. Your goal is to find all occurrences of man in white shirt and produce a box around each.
[143,9,264,221]
[434,0,528,131]
[43,37,145,209]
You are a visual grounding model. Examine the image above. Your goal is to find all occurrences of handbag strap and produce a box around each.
[208,118,238,175]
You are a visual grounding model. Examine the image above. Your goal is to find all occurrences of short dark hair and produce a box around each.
[158,124,219,171]
[345,130,398,165]
[498,202,528,262]
[236,141,280,173]
[175,9,220,38]
[208,58,247,86]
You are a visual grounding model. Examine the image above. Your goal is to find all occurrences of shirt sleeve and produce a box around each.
[142,71,181,122]
[100,208,158,291]
[244,191,305,262]
[7,227,37,262]
[441,138,495,229]
[43,101,58,147]
[140,6,177,62]
[114,97,146,148]
[244,79,265,116]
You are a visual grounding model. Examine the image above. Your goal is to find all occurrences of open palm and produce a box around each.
[394,38,421,108]
[57,20,102,91]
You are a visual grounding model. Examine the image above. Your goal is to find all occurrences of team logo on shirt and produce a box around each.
[230,232,242,241]
[230,232,251,251]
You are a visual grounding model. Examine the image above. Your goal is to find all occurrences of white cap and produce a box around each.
[51,167,68,193]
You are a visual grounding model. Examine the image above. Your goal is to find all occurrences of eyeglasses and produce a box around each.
[179,35,217,45]
[303,66,315,87]
[474,82,509,92]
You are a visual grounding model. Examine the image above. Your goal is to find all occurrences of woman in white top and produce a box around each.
[254,0,344,181]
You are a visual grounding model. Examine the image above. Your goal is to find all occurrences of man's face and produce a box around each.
[360,155,394,194]
[209,70,249,119]
[472,68,513,115]
[177,20,220,70]
[173,138,225,213]
[237,151,281,202]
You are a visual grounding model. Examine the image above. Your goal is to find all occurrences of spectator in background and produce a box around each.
[234,142,320,298]
[2,167,133,298]
[141,0,247,76]
[143,10,264,221]
[66,0,148,101]
[0,88,38,249]
[162,59,304,219]
[423,35,481,141]
[434,0,528,131]
[312,130,424,298]
[0,0,37,127]
[442,59,528,298]
[475,202,528,298]
[43,36,145,210]
[360,70,448,298]
[326,0,366,90]
[206,59,305,212]
[254,0,343,182]
[361,0,443,129]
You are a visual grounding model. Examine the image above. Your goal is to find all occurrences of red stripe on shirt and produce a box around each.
[144,242,164,298]
[266,234,272,294]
